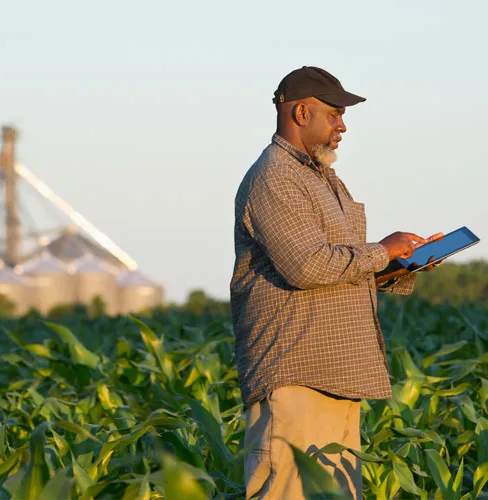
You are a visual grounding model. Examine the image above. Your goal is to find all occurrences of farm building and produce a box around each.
[0,125,164,315]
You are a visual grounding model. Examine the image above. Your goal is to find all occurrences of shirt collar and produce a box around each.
[272,133,317,169]
[272,134,348,198]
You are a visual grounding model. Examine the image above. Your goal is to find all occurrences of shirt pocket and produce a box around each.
[346,200,366,243]
[310,184,352,243]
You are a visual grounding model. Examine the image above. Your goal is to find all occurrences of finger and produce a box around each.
[404,233,428,245]
[404,242,415,258]
[428,232,445,242]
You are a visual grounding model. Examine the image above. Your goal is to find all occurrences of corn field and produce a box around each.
[0,297,487,499]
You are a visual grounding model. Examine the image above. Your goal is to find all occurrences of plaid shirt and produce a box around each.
[231,134,416,408]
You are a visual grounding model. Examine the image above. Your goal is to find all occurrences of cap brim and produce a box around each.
[315,90,366,107]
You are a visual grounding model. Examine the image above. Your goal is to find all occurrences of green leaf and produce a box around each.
[0,424,5,460]
[45,322,99,369]
[24,344,56,360]
[121,483,142,500]
[9,422,51,500]
[392,427,443,445]
[395,377,423,407]
[71,453,95,494]
[473,461,488,498]
[94,414,188,469]
[1,327,27,347]
[425,449,451,498]
[394,348,425,379]
[184,366,201,388]
[2,469,26,500]
[422,341,468,368]
[0,446,27,476]
[130,316,165,362]
[38,469,73,500]
[455,395,478,423]
[479,379,488,413]
[283,440,345,499]
[393,460,424,495]
[312,442,386,463]
[150,454,208,500]
[138,473,151,500]
[190,399,232,466]
[55,421,101,443]
[437,383,471,397]
[475,418,488,463]
[424,430,444,446]
[450,458,463,498]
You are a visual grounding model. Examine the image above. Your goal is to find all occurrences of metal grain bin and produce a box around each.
[21,226,128,270]
[117,270,163,314]
[0,262,32,316]
[21,252,76,315]
[74,254,119,315]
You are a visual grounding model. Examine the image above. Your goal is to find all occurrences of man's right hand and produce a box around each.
[379,232,428,260]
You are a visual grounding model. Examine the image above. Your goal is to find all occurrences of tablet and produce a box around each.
[396,226,480,272]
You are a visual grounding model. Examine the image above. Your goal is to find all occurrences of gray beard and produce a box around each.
[311,144,337,167]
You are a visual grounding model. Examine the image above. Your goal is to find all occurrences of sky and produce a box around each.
[1,0,487,302]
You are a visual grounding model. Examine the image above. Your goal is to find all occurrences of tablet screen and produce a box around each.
[396,226,480,270]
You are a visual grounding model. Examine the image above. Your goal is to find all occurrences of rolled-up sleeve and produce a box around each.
[243,172,389,289]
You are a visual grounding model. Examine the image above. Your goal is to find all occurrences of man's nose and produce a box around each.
[338,118,346,133]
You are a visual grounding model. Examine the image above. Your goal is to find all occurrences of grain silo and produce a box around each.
[21,252,76,315]
[0,261,32,316]
[21,226,128,271]
[118,270,163,314]
[1,126,166,310]
[74,253,119,315]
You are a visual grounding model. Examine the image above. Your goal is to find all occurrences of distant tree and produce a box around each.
[24,307,42,319]
[413,259,488,306]
[183,289,231,316]
[88,295,106,319]
[72,303,89,316]
[0,293,16,317]
[184,289,209,315]
[48,304,75,318]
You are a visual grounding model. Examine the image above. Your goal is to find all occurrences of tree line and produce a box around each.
[411,259,488,306]
[174,259,488,315]
[1,259,486,318]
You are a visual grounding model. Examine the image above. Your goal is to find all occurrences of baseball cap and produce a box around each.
[273,66,366,107]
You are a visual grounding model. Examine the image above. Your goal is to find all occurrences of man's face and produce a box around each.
[306,100,347,151]
[299,99,347,167]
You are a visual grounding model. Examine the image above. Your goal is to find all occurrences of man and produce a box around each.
[230,66,437,499]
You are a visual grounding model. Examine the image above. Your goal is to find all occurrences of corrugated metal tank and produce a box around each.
[117,270,163,314]
[21,226,127,271]
[74,254,119,315]
[0,262,32,316]
[21,252,77,315]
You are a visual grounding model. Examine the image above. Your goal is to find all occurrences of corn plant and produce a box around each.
[0,299,486,499]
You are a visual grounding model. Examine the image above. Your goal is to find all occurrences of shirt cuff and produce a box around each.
[366,243,390,272]
[389,272,417,295]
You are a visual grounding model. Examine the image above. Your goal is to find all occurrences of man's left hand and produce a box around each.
[408,255,443,273]
[408,232,445,273]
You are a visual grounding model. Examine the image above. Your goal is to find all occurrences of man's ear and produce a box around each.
[292,102,310,126]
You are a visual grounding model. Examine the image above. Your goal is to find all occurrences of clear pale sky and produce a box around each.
[1,0,487,302]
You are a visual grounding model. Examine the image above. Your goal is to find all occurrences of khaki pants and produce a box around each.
[244,385,362,499]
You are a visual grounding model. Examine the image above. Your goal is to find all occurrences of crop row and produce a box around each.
[0,298,486,498]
